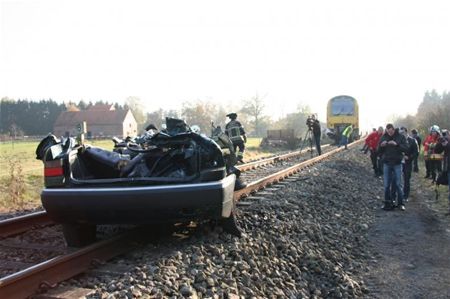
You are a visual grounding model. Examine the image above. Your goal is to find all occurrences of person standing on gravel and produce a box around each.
[423,126,442,181]
[339,124,353,149]
[411,129,422,172]
[365,126,384,177]
[378,124,408,211]
[400,127,419,202]
[310,115,322,155]
[435,130,450,212]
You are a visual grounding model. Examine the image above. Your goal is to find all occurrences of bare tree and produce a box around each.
[240,94,266,137]
[181,100,227,134]
[146,109,165,130]
[394,90,449,135]
[125,96,146,131]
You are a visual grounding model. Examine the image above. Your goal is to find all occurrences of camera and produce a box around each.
[306,116,314,130]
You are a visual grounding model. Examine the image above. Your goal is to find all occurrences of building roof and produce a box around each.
[54,110,131,127]
[87,104,115,111]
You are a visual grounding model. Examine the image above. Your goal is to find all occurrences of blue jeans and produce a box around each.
[339,136,348,149]
[383,163,404,205]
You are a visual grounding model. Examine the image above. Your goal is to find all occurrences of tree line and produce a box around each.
[3,90,447,140]
[5,91,447,140]
[0,97,132,137]
[125,95,316,139]
[1,95,320,139]
[393,90,450,135]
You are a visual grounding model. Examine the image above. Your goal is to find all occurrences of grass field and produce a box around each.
[0,139,114,212]
[0,137,270,212]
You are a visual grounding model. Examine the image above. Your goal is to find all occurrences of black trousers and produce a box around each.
[430,159,442,181]
[412,156,419,172]
[403,162,412,199]
[370,150,380,175]
[425,159,430,177]
[313,135,321,155]
[232,141,245,159]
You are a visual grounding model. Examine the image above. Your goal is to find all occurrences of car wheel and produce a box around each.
[62,223,97,247]
[220,212,242,237]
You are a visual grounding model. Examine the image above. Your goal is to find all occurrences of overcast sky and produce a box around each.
[1,0,449,131]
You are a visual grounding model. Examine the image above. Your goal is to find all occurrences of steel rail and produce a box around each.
[234,139,363,200]
[0,140,363,298]
[0,211,52,239]
[236,144,330,172]
[0,228,143,299]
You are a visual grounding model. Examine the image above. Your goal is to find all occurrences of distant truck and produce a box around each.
[260,129,300,149]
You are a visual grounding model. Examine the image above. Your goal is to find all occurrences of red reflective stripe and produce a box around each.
[45,167,64,177]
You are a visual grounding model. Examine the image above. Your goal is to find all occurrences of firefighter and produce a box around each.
[225,113,247,163]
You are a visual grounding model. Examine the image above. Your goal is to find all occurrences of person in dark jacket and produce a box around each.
[310,115,322,155]
[411,129,421,172]
[378,123,409,210]
[225,113,247,163]
[400,127,419,201]
[435,130,450,212]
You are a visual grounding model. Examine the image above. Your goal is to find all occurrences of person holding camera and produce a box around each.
[378,123,408,211]
[307,115,322,155]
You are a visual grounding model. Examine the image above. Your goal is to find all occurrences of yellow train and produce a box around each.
[326,95,359,143]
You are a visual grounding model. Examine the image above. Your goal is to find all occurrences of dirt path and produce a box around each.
[365,175,450,298]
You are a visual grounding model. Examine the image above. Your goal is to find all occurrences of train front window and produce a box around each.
[332,98,354,116]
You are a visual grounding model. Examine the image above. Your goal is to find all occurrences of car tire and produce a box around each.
[62,223,97,247]
[220,212,242,237]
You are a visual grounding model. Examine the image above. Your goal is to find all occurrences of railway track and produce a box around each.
[0,140,362,298]
[0,144,330,239]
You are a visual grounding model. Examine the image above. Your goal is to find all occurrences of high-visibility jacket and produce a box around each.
[342,125,353,138]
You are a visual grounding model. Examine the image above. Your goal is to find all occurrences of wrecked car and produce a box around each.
[36,118,242,246]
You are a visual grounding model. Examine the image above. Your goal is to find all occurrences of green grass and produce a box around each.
[246,137,262,149]
[0,139,115,212]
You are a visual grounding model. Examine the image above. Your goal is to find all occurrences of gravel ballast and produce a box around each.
[60,148,382,299]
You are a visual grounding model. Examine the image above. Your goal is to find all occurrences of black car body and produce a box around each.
[36,119,238,246]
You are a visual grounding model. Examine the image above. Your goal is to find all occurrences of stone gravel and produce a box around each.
[65,147,382,298]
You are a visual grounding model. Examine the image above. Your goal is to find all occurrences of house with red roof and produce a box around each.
[53,104,137,138]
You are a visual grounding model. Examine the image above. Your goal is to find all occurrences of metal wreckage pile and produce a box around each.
[37,118,245,188]
[35,118,245,244]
